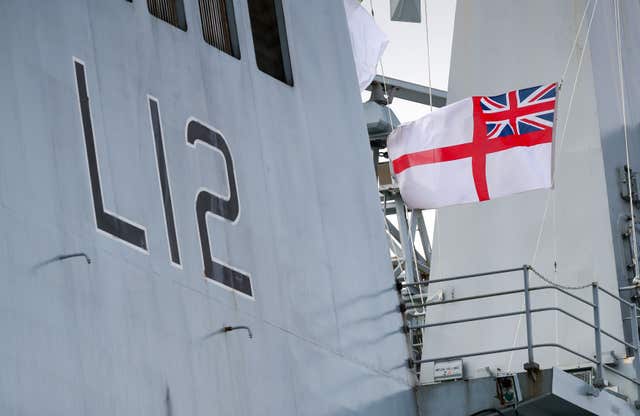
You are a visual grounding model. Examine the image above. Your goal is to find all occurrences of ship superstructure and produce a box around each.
[0,1,416,415]
[5,0,640,415]
[395,0,640,414]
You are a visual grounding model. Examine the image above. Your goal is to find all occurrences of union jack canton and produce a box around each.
[479,83,557,139]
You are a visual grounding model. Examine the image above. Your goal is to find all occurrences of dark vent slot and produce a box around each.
[248,0,293,85]
[147,0,187,31]
[198,0,240,58]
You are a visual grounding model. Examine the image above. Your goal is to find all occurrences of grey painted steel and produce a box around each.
[406,285,596,311]
[385,218,429,274]
[0,1,417,415]
[410,306,611,335]
[413,263,640,407]
[410,309,527,330]
[390,0,421,23]
[413,303,635,358]
[604,363,640,388]
[628,303,640,405]
[601,328,636,351]
[394,194,416,284]
[414,210,431,264]
[589,0,640,352]
[592,283,605,387]
[523,267,537,370]
[418,341,640,397]
[428,0,628,385]
[600,285,635,308]
[402,266,523,286]
[419,278,640,392]
[404,287,543,310]
[366,75,447,107]
[55,252,92,264]
[417,367,639,416]
[418,345,529,364]
[418,343,600,367]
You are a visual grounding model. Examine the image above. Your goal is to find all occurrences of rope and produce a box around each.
[557,0,598,153]
[551,191,559,365]
[510,1,599,370]
[560,0,591,83]
[530,197,552,267]
[614,0,640,282]
[530,0,598,266]
[422,0,433,111]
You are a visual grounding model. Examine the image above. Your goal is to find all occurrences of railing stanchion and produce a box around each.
[630,303,640,408]
[522,265,540,377]
[592,283,605,388]
[401,265,640,390]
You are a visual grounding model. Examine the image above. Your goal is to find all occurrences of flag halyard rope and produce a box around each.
[614,0,640,284]
[509,0,599,371]
[423,0,433,111]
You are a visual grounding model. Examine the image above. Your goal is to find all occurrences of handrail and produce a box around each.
[408,306,637,350]
[407,309,526,330]
[403,285,595,311]
[401,267,523,287]
[416,343,597,367]
[401,264,640,392]
[409,287,536,308]
[599,285,635,307]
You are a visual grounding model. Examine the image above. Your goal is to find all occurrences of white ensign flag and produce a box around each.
[387,84,558,209]
[343,0,389,90]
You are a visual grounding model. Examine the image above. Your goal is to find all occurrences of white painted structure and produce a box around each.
[424,0,632,384]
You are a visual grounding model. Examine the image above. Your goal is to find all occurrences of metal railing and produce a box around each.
[399,265,640,393]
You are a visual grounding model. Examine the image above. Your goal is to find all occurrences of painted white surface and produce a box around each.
[425,0,626,380]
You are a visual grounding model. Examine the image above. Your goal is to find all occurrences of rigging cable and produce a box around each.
[560,0,591,83]
[614,0,640,284]
[531,0,597,267]
[422,0,434,111]
[556,0,598,154]
[508,0,599,372]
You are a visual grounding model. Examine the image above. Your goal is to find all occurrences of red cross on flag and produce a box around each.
[388,83,558,209]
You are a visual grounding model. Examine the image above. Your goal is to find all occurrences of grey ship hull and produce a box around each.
[0,1,416,415]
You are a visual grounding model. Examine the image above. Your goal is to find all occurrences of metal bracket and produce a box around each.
[223,325,253,339]
[592,377,605,389]
[523,362,540,381]
[583,383,600,397]
[55,252,91,264]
